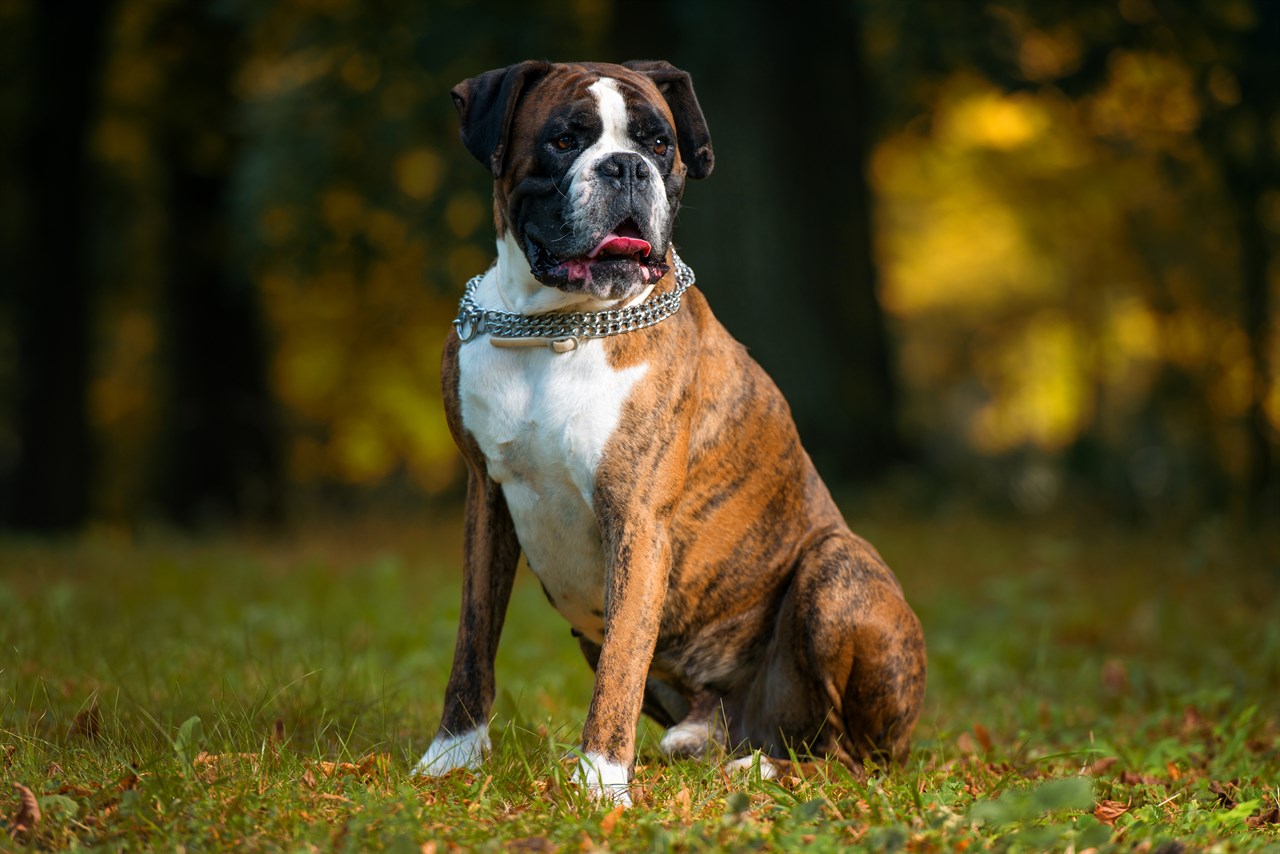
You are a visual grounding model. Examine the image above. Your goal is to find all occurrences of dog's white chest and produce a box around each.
[457,275,648,640]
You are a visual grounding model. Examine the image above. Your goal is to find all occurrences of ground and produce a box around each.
[1,503,1278,851]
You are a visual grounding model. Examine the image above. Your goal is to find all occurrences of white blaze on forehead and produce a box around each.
[588,77,631,153]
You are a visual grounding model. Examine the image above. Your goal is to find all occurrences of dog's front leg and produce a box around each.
[414,466,520,776]
[576,516,672,807]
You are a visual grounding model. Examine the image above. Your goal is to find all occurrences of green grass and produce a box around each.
[2,507,1279,851]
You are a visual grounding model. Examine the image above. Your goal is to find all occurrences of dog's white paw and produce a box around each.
[726,752,779,780]
[413,727,489,776]
[576,752,633,807]
[658,718,720,757]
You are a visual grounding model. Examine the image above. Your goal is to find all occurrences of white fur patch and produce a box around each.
[577,751,632,807]
[659,718,723,757]
[458,268,648,643]
[727,752,780,780]
[413,726,489,776]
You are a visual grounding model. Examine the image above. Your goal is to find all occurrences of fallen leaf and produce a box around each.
[973,723,993,753]
[1094,799,1130,826]
[956,732,978,755]
[11,782,41,834]
[2,745,16,767]
[599,804,624,836]
[1208,780,1237,810]
[675,786,692,822]
[1246,799,1280,828]
[1087,756,1118,776]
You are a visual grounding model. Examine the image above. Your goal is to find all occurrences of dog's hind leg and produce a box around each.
[734,530,926,771]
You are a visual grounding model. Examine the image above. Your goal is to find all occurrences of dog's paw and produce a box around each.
[575,752,633,807]
[725,751,779,780]
[412,727,489,777]
[658,718,722,757]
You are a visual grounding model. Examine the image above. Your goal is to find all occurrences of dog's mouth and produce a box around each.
[526,219,670,294]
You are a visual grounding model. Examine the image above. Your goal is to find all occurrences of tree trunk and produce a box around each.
[8,0,114,531]
[151,5,283,527]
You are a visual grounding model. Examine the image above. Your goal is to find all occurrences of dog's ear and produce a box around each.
[451,61,552,178]
[622,60,714,180]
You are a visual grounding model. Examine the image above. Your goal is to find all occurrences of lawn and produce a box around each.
[2,505,1278,851]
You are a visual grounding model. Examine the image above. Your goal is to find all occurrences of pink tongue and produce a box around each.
[587,234,652,259]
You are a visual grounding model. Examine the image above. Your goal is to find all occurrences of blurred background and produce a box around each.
[1,0,1277,534]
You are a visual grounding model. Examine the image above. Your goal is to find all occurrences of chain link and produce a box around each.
[453,251,695,345]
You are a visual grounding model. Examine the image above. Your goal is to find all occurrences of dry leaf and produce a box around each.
[1208,780,1237,810]
[1246,800,1280,828]
[1094,798,1130,826]
[273,718,285,742]
[1088,756,1119,776]
[2,745,17,768]
[973,723,993,753]
[11,782,41,834]
[421,843,438,854]
[599,804,624,836]
[955,732,978,755]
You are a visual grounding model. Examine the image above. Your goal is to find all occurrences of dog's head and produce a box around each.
[452,60,713,303]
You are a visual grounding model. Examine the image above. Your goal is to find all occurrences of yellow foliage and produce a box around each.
[448,245,491,285]
[238,47,337,100]
[941,92,1049,151]
[339,51,380,92]
[321,188,365,239]
[1088,51,1200,140]
[971,313,1091,453]
[445,192,488,239]
[395,148,443,201]
[92,117,151,179]
[260,206,297,246]
[333,417,394,483]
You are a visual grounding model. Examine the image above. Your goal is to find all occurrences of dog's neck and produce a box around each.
[493,231,654,316]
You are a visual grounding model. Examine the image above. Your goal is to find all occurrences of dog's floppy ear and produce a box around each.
[451,61,552,178]
[622,60,714,180]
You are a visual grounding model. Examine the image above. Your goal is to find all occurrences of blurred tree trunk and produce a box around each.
[609,1,903,483]
[151,5,283,527]
[8,0,114,531]
[1197,3,1280,521]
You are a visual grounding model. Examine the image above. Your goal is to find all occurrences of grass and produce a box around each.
[2,504,1279,851]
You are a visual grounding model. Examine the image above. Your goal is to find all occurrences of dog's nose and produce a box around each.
[597,152,649,186]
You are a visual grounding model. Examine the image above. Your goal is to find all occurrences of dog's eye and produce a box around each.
[552,134,577,152]
[653,137,669,156]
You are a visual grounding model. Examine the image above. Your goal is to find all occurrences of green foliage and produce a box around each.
[1,509,1278,849]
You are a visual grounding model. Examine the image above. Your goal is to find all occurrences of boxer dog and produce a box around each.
[414,60,926,806]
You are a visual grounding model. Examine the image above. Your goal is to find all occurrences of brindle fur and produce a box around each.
[434,60,926,786]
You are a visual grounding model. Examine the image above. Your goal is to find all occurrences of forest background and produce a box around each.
[4,0,1278,534]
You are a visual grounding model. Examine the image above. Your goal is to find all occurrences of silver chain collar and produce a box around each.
[453,251,695,353]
